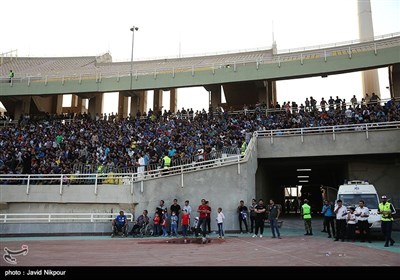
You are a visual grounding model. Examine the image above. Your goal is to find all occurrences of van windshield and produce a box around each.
[338,194,379,209]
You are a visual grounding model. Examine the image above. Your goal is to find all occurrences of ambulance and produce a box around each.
[336,180,381,232]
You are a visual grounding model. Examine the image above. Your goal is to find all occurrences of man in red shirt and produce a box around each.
[196,199,210,238]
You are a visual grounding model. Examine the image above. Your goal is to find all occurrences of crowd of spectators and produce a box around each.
[0,96,398,177]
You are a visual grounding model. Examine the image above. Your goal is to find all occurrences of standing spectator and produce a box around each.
[170,211,178,237]
[350,95,358,107]
[301,199,313,236]
[170,198,181,232]
[284,199,291,214]
[9,70,14,83]
[292,198,299,214]
[161,210,168,237]
[320,98,328,111]
[378,195,396,247]
[268,199,281,239]
[364,93,371,105]
[335,96,342,109]
[196,199,210,238]
[321,199,335,238]
[249,198,257,233]
[205,200,212,234]
[137,152,145,178]
[237,200,249,233]
[181,209,190,237]
[183,200,192,233]
[153,213,161,237]
[328,96,335,110]
[334,199,347,242]
[216,207,225,239]
[156,200,167,232]
[346,206,357,242]
[355,200,371,243]
[369,92,380,105]
[252,199,266,238]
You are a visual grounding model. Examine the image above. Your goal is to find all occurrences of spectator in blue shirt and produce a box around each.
[321,200,335,238]
[112,210,128,237]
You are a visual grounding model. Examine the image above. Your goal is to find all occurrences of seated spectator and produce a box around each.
[129,210,149,236]
[112,210,129,237]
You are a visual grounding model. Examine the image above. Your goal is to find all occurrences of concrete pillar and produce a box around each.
[118,92,129,119]
[77,96,83,114]
[361,69,380,99]
[258,82,268,106]
[358,0,380,97]
[138,90,147,115]
[88,93,103,119]
[389,64,400,99]
[53,95,63,115]
[258,81,276,109]
[169,88,177,113]
[14,96,31,120]
[71,95,78,107]
[130,94,139,118]
[209,85,221,110]
[153,89,163,114]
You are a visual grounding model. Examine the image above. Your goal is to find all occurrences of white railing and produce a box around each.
[255,121,400,143]
[0,212,134,223]
[0,153,245,193]
[0,121,397,190]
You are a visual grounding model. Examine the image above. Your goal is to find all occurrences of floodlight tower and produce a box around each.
[358,0,380,98]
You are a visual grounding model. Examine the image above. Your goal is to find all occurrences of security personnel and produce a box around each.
[162,152,171,174]
[240,141,247,155]
[378,195,396,247]
[9,70,14,83]
[301,199,313,235]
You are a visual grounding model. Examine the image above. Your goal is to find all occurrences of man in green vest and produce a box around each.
[301,199,313,235]
[240,141,247,155]
[9,70,14,83]
[378,195,396,247]
[162,152,171,175]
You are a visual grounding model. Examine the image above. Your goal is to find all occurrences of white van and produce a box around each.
[337,180,381,232]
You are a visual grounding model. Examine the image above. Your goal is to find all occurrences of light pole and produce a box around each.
[130,26,139,89]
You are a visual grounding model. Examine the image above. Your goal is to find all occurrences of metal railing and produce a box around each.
[0,122,398,223]
[255,121,400,143]
[1,32,399,85]
[1,121,398,190]
[0,212,134,223]
[0,153,247,194]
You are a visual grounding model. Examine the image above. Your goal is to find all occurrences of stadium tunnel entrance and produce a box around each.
[256,156,348,215]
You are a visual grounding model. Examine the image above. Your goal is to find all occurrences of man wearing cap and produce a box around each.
[378,195,396,247]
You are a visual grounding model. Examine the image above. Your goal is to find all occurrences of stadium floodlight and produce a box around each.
[130,26,139,89]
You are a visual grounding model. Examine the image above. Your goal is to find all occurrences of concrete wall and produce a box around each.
[2,129,399,235]
[257,129,400,158]
[348,158,400,206]
[0,222,112,236]
[0,148,258,233]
